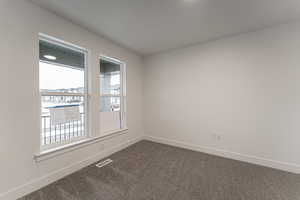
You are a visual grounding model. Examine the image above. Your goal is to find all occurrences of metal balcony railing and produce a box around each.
[41,113,85,146]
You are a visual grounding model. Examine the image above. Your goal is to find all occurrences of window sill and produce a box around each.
[34,128,128,162]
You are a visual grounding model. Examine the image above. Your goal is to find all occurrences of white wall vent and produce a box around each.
[96,159,113,168]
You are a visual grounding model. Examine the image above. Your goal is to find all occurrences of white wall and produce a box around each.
[144,22,300,173]
[2,0,300,198]
[0,1,143,199]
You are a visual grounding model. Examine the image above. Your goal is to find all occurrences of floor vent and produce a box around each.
[96,159,113,168]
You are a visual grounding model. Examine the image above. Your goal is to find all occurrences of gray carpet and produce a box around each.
[19,140,300,200]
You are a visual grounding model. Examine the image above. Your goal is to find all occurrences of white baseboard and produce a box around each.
[0,136,143,200]
[144,135,300,174]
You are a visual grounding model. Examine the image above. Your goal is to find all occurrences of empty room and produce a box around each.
[1,0,300,199]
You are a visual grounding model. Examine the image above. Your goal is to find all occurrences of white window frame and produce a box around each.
[39,34,89,151]
[99,55,127,135]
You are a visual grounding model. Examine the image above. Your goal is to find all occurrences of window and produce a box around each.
[39,35,88,150]
[99,57,126,134]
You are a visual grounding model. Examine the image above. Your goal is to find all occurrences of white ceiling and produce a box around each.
[30,0,300,56]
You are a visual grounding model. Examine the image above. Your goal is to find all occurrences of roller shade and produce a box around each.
[39,40,85,69]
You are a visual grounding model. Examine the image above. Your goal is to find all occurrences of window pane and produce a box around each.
[100,60,120,95]
[99,58,125,134]
[41,95,85,145]
[40,62,84,93]
[100,96,120,112]
[39,37,87,147]
[40,40,85,69]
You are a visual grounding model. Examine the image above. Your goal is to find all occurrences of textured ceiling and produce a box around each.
[30,0,300,56]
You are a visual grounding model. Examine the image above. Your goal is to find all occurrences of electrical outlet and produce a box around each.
[212,133,222,141]
[212,133,217,140]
